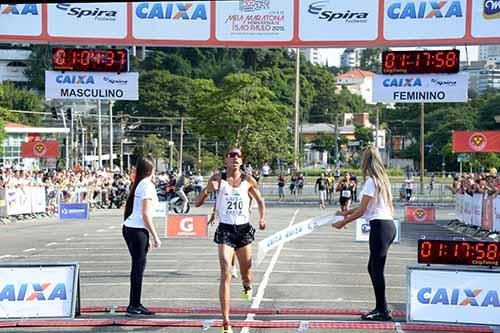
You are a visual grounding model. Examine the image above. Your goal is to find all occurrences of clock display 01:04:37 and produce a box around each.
[418,239,500,266]
[52,48,129,72]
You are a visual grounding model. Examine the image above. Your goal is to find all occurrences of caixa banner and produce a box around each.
[164,215,208,239]
[45,71,138,101]
[0,263,79,319]
[452,131,500,153]
[408,266,500,325]
[405,206,435,224]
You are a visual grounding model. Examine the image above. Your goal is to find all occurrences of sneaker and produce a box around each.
[220,323,233,333]
[361,309,392,321]
[241,286,253,302]
[126,304,155,316]
[231,266,238,278]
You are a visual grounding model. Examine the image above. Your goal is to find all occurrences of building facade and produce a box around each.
[0,49,31,85]
[336,69,375,104]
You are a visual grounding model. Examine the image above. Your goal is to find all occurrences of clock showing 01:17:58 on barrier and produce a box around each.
[418,239,500,267]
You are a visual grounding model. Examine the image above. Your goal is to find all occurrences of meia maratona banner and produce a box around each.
[452,131,500,153]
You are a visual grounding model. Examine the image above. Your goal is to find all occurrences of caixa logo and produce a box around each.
[56,3,118,20]
[0,283,67,301]
[308,1,369,23]
[387,1,463,19]
[135,2,207,20]
[0,4,38,15]
[56,74,95,84]
[383,77,422,87]
[418,288,500,307]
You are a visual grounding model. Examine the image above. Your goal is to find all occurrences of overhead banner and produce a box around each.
[21,141,59,158]
[408,266,500,325]
[45,71,139,101]
[0,263,79,319]
[1,2,500,47]
[452,131,500,153]
[373,73,469,103]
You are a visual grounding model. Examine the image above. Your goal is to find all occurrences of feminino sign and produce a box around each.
[45,71,138,100]
[373,73,468,103]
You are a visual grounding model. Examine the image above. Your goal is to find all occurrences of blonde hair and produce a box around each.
[361,146,394,215]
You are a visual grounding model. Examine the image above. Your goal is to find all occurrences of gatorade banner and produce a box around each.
[256,215,342,266]
[21,141,59,158]
[405,206,435,224]
[452,131,500,153]
[165,215,208,239]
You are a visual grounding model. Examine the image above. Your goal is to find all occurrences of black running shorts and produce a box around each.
[214,223,255,249]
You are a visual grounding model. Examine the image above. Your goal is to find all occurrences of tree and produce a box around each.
[24,45,51,91]
[191,73,292,166]
[311,134,335,153]
[0,82,44,125]
[135,134,168,168]
[359,48,383,73]
[354,124,374,147]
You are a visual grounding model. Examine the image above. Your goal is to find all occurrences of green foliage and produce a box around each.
[24,45,51,91]
[311,134,335,153]
[359,48,383,73]
[354,123,374,145]
[0,111,6,147]
[135,134,167,164]
[0,82,43,125]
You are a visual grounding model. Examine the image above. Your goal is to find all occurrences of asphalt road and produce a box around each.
[0,204,466,333]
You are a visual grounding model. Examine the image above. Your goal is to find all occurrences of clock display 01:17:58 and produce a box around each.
[382,50,460,74]
[418,239,500,266]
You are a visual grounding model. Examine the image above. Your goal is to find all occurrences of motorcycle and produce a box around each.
[156,183,193,214]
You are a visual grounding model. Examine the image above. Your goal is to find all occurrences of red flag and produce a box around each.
[21,141,59,158]
[452,131,500,153]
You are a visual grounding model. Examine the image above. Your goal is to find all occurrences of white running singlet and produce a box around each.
[216,180,251,225]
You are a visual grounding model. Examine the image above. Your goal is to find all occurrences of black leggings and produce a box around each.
[368,219,396,311]
[122,225,149,307]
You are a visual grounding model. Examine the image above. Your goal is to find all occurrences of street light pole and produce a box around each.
[169,123,173,170]
[294,48,301,170]
[335,114,339,169]
[179,117,184,173]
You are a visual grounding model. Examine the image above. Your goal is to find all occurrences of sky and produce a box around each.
[321,46,479,67]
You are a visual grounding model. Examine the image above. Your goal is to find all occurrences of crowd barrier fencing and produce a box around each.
[454,193,500,233]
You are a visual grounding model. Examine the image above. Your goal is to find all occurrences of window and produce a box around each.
[6,61,27,67]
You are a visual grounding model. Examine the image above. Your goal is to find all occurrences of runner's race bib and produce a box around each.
[342,190,351,198]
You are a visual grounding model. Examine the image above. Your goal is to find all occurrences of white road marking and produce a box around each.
[0,255,11,259]
[83,234,89,237]
[96,229,105,233]
[108,226,116,229]
[45,242,57,247]
[23,248,36,252]
[241,208,300,333]
[65,237,74,241]
[81,282,405,289]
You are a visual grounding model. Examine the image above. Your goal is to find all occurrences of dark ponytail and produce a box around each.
[124,157,155,220]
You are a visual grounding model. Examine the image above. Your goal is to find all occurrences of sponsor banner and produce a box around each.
[0,263,78,319]
[59,203,89,220]
[153,201,168,218]
[405,206,435,224]
[463,193,474,225]
[408,266,500,325]
[299,0,378,41]
[455,193,464,222]
[21,141,59,159]
[482,194,494,231]
[6,188,31,216]
[373,73,469,103]
[165,214,208,238]
[45,71,138,101]
[0,4,42,36]
[472,0,500,38]
[216,0,293,42]
[257,215,342,266]
[452,131,500,153]
[384,0,466,40]
[47,3,127,38]
[133,2,211,40]
[355,218,400,243]
[494,196,500,232]
[31,187,47,214]
[472,193,484,227]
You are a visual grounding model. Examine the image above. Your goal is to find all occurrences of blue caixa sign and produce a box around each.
[58,203,89,220]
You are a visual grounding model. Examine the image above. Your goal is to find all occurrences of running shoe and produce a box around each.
[220,324,233,333]
[231,265,238,278]
[361,309,392,321]
[126,304,155,316]
[241,286,253,302]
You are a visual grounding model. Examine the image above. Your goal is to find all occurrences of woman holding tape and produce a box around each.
[122,157,161,316]
[195,147,266,333]
[332,146,395,321]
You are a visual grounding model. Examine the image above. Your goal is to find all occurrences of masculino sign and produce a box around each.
[373,73,468,103]
[59,203,89,220]
[0,263,79,319]
[408,266,500,325]
[45,71,138,101]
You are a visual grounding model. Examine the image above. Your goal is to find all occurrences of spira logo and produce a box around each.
[308,1,369,23]
[387,1,463,19]
[56,3,118,21]
[431,78,457,87]
[0,4,38,15]
[103,77,128,85]
[56,74,95,84]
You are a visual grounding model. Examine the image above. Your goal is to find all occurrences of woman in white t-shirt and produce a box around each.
[333,146,395,321]
[122,157,161,317]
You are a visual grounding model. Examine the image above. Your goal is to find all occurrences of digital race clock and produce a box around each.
[52,48,129,72]
[418,239,500,267]
[382,50,460,75]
